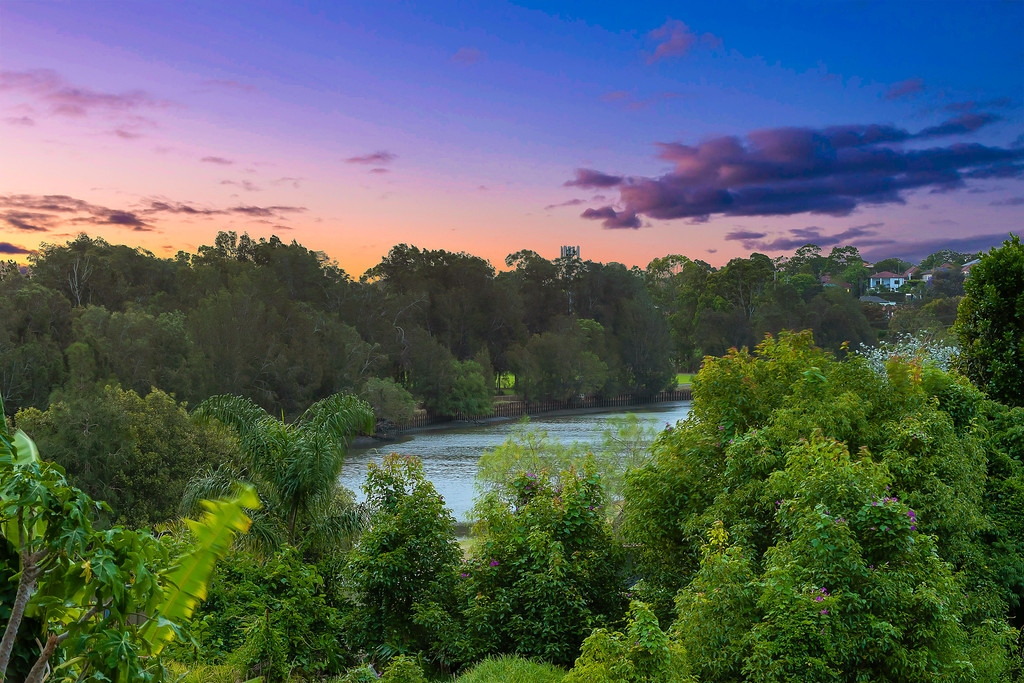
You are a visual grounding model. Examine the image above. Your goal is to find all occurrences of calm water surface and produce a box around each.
[339,401,691,521]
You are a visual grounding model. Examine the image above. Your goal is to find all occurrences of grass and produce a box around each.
[675,372,695,387]
[454,655,566,682]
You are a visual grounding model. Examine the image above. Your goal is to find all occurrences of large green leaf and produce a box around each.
[141,484,260,651]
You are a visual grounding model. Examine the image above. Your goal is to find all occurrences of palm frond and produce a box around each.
[298,393,375,446]
[301,488,367,553]
[232,505,286,557]
[180,464,249,517]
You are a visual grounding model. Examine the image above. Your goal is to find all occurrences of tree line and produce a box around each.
[0,231,976,424]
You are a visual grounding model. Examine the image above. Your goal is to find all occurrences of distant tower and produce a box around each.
[560,245,580,260]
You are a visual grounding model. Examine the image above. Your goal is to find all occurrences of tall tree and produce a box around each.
[955,233,1024,407]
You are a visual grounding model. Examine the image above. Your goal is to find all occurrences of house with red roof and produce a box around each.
[868,271,906,291]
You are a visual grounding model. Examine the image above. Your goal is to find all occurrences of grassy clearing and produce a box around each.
[675,372,695,387]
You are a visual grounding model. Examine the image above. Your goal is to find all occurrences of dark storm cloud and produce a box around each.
[573,118,1024,229]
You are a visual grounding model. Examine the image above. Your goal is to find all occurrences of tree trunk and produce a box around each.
[23,633,57,683]
[0,558,42,678]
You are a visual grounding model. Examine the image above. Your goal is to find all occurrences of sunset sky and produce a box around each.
[1,1,1022,276]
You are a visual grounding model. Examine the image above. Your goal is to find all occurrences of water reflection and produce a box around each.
[340,402,691,521]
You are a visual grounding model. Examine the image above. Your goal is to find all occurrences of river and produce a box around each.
[339,401,692,521]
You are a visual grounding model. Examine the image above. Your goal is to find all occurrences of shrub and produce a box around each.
[455,655,566,683]
[343,454,462,668]
[459,467,626,665]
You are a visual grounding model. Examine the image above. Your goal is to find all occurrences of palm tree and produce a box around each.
[183,392,374,554]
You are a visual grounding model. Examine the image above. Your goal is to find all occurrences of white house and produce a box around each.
[869,271,905,291]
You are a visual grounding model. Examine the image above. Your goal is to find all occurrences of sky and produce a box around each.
[1,0,1022,276]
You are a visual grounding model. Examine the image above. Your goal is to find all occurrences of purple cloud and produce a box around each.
[0,242,31,254]
[725,223,891,252]
[0,69,170,117]
[647,20,721,63]
[201,156,234,165]
[4,116,34,126]
[574,120,1024,228]
[200,79,258,93]
[0,194,150,231]
[2,211,53,232]
[221,179,261,191]
[346,150,397,164]
[368,168,390,174]
[917,113,1001,138]
[861,233,1013,263]
[991,196,1024,206]
[601,89,683,111]
[103,211,149,230]
[944,97,1014,113]
[601,90,631,103]
[451,47,485,65]
[724,229,767,241]
[228,205,306,217]
[143,200,222,215]
[564,168,624,188]
[544,198,586,210]
[883,78,925,100]
[580,206,641,229]
[1,193,310,234]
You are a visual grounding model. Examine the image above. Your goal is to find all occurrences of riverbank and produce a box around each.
[350,393,692,449]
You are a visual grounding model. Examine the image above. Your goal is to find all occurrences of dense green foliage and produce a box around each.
[623,331,1023,679]
[565,601,689,682]
[0,403,256,682]
[459,467,626,666]
[4,231,1017,681]
[178,547,345,680]
[342,455,462,665]
[15,385,236,527]
[956,233,1024,407]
